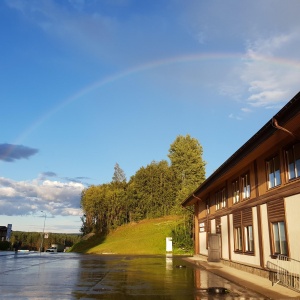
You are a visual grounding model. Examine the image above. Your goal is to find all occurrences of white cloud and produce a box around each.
[0,187,18,197]
[219,31,300,112]
[241,107,252,113]
[228,113,242,121]
[0,177,84,217]
[240,32,300,108]
[5,0,300,122]
[178,1,300,112]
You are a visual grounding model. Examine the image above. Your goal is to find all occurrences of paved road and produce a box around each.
[0,252,267,299]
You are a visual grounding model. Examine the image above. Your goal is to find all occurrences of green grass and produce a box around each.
[71,215,192,255]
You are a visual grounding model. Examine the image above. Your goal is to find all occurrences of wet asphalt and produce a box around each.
[0,251,268,299]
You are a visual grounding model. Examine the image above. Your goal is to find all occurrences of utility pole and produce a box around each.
[40,211,47,252]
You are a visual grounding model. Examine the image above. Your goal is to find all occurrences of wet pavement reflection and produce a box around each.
[0,252,267,299]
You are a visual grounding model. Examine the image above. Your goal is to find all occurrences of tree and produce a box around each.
[168,134,206,211]
[80,135,206,238]
[81,181,128,234]
[126,160,176,220]
[112,163,126,183]
[167,134,206,249]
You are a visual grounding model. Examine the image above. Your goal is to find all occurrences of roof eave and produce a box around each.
[182,91,300,207]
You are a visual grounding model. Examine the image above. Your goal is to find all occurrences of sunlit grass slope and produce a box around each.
[72,215,189,255]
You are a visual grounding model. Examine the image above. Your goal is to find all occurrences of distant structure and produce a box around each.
[0,224,12,241]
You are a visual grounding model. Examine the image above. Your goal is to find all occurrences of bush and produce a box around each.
[0,241,11,251]
[171,214,194,252]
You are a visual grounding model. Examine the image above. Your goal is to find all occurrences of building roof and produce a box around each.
[182,91,300,207]
[0,226,7,232]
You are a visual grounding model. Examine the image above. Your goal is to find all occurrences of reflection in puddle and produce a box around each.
[73,255,267,299]
[0,253,267,299]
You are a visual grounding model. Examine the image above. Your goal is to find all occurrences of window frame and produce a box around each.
[241,172,251,200]
[233,208,254,255]
[206,198,210,215]
[234,226,243,252]
[232,178,240,204]
[285,143,300,181]
[266,154,281,189]
[267,199,288,258]
[215,188,227,211]
[244,225,254,253]
[271,221,288,256]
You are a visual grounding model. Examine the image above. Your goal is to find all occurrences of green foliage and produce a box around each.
[168,134,206,211]
[0,241,10,250]
[127,160,177,221]
[72,215,191,255]
[81,182,127,234]
[80,134,205,238]
[10,232,81,251]
[70,234,106,253]
[171,212,194,251]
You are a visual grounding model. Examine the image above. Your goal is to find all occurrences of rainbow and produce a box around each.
[14,52,300,145]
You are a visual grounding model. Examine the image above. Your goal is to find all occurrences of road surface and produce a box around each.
[0,252,267,299]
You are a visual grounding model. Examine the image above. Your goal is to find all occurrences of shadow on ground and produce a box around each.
[70,233,106,253]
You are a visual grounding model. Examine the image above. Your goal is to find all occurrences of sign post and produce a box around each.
[166,237,173,252]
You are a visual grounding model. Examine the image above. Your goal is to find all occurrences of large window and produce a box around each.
[266,155,281,189]
[241,173,250,200]
[234,227,242,251]
[233,208,254,254]
[272,221,287,256]
[215,188,226,210]
[268,199,288,257]
[286,143,300,180]
[232,179,240,204]
[244,225,254,252]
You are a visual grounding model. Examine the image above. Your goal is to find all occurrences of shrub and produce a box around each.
[0,241,11,251]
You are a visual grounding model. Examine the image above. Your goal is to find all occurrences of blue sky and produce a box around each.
[1,0,300,233]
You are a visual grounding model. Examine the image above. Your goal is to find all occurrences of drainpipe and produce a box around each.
[272,118,300,140]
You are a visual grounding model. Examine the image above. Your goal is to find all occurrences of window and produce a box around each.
[234,227,242,251]
[233,208,254,254]
[232,179,240,204]
[199,222,206,232]
[215,188,226,210]
[241,173,250,200]
[272,221,287,256]
[206,199,210,215]
[216,217,221,234]
[266,155,281,189]
[244,225,254,252]
[268,199,288,257]
[286,143,300,180]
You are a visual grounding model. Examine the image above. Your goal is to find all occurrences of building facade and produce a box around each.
[0,224,12,241]
[182,92,300,277]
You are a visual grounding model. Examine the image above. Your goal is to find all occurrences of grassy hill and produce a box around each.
[71,215,192,255]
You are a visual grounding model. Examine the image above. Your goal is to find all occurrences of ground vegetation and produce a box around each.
[80,134,206,251]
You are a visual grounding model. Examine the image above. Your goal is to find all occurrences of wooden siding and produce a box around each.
[267,198,285,221]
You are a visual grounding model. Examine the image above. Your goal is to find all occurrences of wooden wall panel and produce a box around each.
[267,198,285,221]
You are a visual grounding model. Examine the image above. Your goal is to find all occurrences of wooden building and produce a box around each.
[182,91,300,278]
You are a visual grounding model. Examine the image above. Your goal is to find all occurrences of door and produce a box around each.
[208,233,221,262]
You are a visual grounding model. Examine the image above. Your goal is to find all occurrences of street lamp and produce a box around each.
[40,211,47,252]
